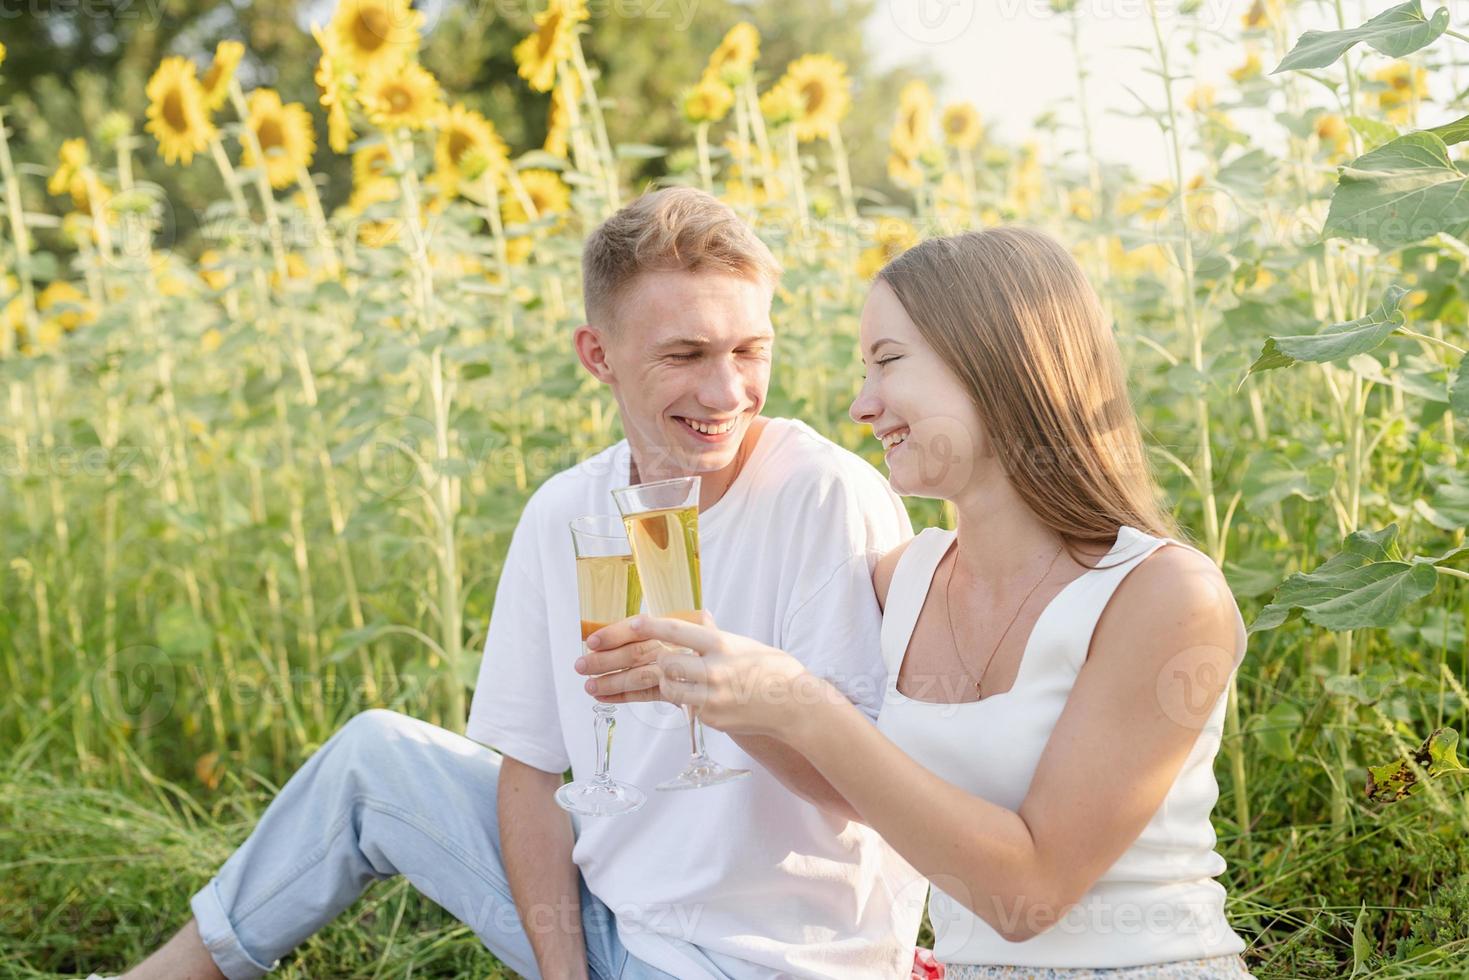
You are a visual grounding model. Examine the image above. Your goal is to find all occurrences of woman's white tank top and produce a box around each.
[874,525,1249,968]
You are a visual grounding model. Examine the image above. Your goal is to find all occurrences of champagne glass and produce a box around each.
[611,476,750,791]
[556,515,648,817]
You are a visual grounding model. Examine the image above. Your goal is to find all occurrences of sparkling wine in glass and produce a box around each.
[611,476,750,792]
[555,515,648,817]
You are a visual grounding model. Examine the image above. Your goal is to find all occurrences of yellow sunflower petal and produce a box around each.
[200,40,245,113]
[940,102,982,150]
[330,0,423,74]
[777,54,851,142]
[707,22,759,86]
[434,103,509,198]
[360,61,444,131]
[145,56,215,166]
[514,0,588,93]
[683,74,734,125]
[890,80,934,159]
[242,89,316,190]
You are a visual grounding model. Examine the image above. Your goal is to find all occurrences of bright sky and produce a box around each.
[865,0,1468,182]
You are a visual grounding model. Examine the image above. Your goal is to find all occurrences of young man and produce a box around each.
[117,188,922,980]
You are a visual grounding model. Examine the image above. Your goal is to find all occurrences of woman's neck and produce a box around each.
[949,485,1075,597]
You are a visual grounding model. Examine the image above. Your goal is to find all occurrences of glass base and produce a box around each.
[655,759,751,792]
[555,778,647,816]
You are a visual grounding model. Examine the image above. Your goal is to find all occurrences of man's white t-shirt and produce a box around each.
[466,417,926,980]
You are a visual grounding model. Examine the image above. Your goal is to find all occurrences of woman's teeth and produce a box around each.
[882,430,908,450]
[679,417,737,435]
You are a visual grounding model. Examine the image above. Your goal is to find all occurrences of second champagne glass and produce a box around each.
[611,476,750,791]
[555,515,647,816]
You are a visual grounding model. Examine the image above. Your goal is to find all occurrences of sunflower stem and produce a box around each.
[695,121,713,193]
[826,125,857,224]
[295,164,341,280]
[569,35,620,210]
[227,81,290,282]
[0,106,39,355]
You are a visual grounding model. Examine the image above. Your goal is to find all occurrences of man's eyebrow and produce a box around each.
[651,334,774,351]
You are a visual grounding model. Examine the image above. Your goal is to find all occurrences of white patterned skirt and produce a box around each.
[940,954,1257,979]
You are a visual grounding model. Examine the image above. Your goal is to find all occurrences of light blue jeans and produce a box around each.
[189,708,721,980]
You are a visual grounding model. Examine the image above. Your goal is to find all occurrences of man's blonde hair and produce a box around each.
[581,187,782,326]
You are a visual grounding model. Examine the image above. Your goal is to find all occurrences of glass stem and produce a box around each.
[687,706,708,761]
[592,703,616,785]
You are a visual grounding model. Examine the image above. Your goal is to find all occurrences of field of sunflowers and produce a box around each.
[3,0,1469,975]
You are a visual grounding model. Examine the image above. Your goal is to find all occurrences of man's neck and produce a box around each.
[628,417,769,512]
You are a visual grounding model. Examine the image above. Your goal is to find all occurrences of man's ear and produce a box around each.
[574,324,615,383]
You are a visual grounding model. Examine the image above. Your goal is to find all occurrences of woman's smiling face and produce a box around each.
[849,279,984,501]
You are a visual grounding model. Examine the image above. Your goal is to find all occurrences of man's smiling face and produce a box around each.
[590,269,774,481]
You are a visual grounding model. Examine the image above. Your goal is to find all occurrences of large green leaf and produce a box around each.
[1247,285,1408,376]
[1426,113,1469,146]
[1366,727,1465,802]
[1273,1,1450,72]
[1452,358,1469,418]
[1324,133,1469,247]
[1250,524,1447,632]
[1241,450,1337,507]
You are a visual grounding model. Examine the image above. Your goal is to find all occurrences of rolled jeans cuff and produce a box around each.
[190,878,280,980]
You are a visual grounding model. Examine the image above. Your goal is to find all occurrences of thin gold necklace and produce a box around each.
[944,538,1066,697]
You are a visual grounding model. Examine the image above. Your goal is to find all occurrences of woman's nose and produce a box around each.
[849,381,881,425]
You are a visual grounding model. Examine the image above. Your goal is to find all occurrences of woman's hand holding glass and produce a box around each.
[580,612,833,739]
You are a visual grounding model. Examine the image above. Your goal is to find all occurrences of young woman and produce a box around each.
[582,228,1256,978]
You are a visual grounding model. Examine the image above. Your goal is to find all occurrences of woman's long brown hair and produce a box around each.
[878,227,1181,549]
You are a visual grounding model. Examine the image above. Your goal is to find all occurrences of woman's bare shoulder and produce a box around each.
[873,537,918,613]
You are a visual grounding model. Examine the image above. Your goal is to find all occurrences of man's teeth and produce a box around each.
[882,430,909,450]
[681,417,737,435]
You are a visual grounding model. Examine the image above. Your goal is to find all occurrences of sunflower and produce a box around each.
[1372,61,1428,123]
[758,80,801,128]
[707,22,759,86]
[47,139,89,199]
[887,152,922,189]
[145,56,215,166]
[0,41,7,69]
[434,103,509,198]
[940,102,982,150]
[1230,49,1263,83]
[242,89,316,190]
[1314,114,1351,157]
[1119,181,1174,222]
[514,0,589,93]
[198,249,235,291]
[360,61,444,131]
[349,144,399,211]
[330,0,423,74]
[544,73,580,158]
[683,74,734,125]
[1240,0,1282,30]
[890,80,934,159]
[777,54,851,142]
[857,217,919,280]
[312,26,356,154]
[1185,84,1216,113]
[37,280,95,333]
[508,169,571,221]
[200,40,245,112]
